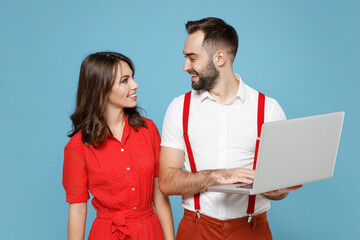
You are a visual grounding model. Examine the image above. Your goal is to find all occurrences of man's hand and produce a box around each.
[262,185,303,200]
[212,167,255,185]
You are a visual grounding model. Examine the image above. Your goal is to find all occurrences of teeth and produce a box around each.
[129,94,137,97]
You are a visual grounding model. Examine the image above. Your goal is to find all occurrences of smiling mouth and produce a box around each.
[190,74,199,81]
[188,71,199,80]
[128,93,137,98]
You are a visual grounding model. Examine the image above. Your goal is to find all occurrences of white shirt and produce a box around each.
[161,74,286,220]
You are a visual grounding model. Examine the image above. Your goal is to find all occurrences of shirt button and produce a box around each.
[133,207,137,209]
[224,223,229,227]
[121,148,124,152]
[131,188,135,191]
[126,167,130,170]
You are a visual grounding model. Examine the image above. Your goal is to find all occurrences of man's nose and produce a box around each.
[183,59,191,72]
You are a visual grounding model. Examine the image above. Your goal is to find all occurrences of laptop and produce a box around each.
[207,111,345,195]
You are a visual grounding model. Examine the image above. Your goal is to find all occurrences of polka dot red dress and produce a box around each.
[63,117,164,240]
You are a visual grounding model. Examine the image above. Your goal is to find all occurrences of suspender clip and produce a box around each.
[248,214,253,223]
[196,210,201,219]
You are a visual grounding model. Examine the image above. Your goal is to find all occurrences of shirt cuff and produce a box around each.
[66,193,90,203]
[160,142,184,151]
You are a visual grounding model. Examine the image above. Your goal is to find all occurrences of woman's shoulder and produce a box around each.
[141,117,159,133]
[65,131,84,150]
[141,117,154,129]
[142,117,154,126]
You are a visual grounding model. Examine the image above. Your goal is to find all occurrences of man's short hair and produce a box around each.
[185,17,239,61]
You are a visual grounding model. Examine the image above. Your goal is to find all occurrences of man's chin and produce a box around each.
[191,82,203,91]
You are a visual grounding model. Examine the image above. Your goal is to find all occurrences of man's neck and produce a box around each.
[208,70,239,104]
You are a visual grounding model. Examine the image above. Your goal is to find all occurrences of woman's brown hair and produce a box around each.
[68,52,147,146]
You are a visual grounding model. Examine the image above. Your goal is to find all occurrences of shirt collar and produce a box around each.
[234,73,247,103]
[198,73,247,104]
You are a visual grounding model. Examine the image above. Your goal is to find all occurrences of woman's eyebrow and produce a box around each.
[120,74,131,79]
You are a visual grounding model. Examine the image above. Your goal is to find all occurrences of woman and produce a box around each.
[63,52,175,240]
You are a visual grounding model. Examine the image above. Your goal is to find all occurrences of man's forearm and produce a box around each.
[159,166,255,196]
[159,168,217,196]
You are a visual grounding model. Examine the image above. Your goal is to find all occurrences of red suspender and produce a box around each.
[246,92,265,222]
[182,92,201,215]
[182,91,265,221]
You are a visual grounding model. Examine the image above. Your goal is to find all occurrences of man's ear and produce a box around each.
[213,49,227,67]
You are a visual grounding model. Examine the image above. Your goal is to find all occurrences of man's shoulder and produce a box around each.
[163,90,202,125]
[242,82,280,107]
[170,90,203,102]
[166,91,195,110]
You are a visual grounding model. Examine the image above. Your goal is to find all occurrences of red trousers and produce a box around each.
[176,210,272,240]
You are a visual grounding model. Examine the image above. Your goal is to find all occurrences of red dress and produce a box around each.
[63,117,164,240]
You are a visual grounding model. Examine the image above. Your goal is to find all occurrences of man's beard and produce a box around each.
[191,59,219,91]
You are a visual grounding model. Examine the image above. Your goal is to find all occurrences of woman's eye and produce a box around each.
[121,78,128,84]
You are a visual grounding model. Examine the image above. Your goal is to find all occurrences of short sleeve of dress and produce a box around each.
[146,119,161,177]
[62,140,90,203]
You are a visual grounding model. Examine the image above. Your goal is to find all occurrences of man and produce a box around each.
[159,17,301,240]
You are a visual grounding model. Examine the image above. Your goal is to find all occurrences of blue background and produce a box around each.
[1,0,359,239]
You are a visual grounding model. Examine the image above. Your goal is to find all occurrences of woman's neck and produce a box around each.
[106,106,125,141]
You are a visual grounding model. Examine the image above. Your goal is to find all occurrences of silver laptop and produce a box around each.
[207,111,345,195]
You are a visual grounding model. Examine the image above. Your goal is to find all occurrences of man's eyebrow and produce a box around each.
[183,52,198,57]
